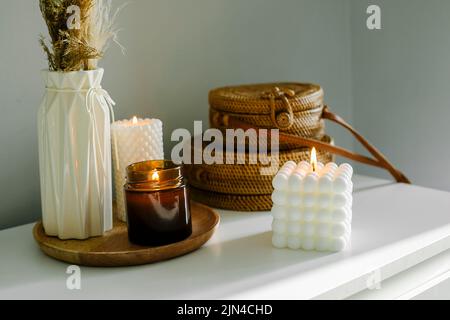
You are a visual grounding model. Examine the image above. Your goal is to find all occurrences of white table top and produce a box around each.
[1,175,450,300]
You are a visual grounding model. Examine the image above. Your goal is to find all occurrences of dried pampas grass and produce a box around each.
[39,0,124,72]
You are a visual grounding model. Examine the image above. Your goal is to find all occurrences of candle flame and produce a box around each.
[132,116,138,125]
[310,147,318,172]
[151,171,159,181]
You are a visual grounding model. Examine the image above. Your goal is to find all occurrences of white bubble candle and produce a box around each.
[271,148,353,252]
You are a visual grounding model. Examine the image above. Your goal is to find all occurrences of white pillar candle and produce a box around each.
[111,117,164,222]
[271,148,354,252]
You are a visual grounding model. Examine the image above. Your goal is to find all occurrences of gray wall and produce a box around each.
[0,0,353,229]
[351,0,450,190]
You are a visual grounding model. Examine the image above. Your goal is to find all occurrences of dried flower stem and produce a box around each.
[39,0,123,72]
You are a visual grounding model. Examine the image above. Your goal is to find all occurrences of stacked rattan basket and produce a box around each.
[186,83,335,211]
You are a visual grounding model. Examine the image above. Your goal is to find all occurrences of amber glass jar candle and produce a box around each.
[124,160,192,246]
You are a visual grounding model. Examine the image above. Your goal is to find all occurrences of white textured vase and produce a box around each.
[38,68,113,240]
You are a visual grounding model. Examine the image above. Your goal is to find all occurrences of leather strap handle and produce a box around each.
[224,107,410,184]
[321,106,410,183]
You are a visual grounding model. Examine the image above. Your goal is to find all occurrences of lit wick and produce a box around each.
[310,147,318,172]
[151,171,159,181]
[132,116,138,125]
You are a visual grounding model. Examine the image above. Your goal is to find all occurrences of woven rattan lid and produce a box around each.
[209,83,324,115]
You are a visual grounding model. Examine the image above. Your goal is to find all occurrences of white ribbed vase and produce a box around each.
[37,68,113,240]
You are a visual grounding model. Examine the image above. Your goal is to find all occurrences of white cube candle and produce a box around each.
[111,117,164,221]
[271,154,354,252]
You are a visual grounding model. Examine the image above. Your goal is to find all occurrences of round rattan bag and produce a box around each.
[209,83,325,150]
[186,137,334,212]
[188,82,410,212]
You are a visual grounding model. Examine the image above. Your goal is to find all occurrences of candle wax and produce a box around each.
[111,118,164,222]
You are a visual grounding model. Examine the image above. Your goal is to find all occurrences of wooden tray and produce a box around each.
[33,202,220,267]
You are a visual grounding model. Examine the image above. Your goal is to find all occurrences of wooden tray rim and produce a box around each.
[33,202,220,266]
